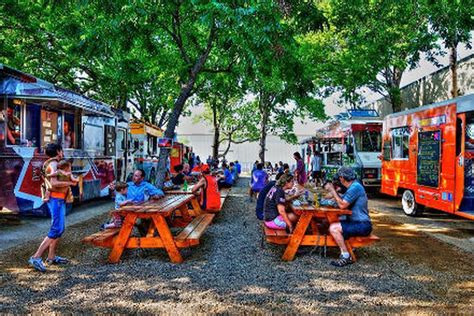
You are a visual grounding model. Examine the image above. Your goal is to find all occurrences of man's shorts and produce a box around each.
[264,215,287,230]
[340,221,372,240]
[312,171,322,179]
[47,197,66,239]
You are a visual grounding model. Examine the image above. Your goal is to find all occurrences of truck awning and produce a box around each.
[0,64,115,117]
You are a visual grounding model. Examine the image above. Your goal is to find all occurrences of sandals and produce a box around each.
[330,255,354,267]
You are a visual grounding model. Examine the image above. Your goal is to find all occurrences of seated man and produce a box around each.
[229,162,239,180]
[324,166,372,267]
[249,163,268,201]
[217,163,233,190]
[191,165,221,211]
[127,169,164,203]
[263,173,298,233]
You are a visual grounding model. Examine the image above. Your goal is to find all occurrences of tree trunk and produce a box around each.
[220,136,232,158]
[155,57,213,187]
[212,105,220,160]
[258,94,270,164]
[385,66,403,113]
[449,43,458,98]
[155,80,194,188]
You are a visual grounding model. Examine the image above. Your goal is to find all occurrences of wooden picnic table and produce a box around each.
[83,194,214,264]
[283,205,351,261]
[264,203,379,261]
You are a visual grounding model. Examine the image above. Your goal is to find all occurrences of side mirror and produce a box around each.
[382,143,391,161]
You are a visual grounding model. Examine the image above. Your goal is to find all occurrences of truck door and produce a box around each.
[458,113,474,216]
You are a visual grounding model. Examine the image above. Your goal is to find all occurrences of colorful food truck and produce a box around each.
[302,109,383,188]
[0,64,130,216]
[381,95,474,219]
[128,120,163,185]
[170,141,193,174]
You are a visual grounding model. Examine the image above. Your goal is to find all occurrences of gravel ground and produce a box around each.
[0,178,473,314]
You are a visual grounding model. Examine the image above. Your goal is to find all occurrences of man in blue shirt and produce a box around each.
[217,163,233,190]
[325,166,372,267]
[230,162,239,180]
[127,169,164,203]
[235,161,242,175]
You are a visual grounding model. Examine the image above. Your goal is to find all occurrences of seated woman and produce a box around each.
[249,163,268,200]
[191,165,221,211]
[263,173,298,233]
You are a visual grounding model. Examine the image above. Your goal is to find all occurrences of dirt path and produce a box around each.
[0,179,472,313]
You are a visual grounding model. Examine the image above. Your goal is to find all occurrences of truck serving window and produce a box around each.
[6,99,22,145]
[83,123,104,152]
[354,130,381,152]
[391,127,410,159]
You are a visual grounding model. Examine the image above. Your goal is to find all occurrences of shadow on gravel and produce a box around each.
[0,177,473,313]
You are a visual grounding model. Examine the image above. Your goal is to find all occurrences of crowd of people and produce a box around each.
[28,148,244,272]
[251,151,372,267]
[28,145,370,271]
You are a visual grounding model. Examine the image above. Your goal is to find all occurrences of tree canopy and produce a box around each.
[1,0,472,179]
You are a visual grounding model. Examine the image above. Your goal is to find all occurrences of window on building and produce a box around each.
[391,127,410,159]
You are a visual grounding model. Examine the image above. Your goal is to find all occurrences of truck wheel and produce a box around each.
[401,190,424,216]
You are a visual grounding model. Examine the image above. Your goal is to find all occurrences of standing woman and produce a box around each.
[63,120,75,149]
[293,152,307,186]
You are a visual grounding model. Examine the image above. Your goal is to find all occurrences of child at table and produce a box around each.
[101,181,133,230]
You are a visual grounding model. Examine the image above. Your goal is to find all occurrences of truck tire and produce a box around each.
[401,190,424,216]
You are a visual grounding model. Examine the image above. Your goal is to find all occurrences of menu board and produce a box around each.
[40,110,58,148]
[417,130,441,187]
[104,125,116,156]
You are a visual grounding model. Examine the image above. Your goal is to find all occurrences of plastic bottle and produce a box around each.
[313,192,320,208]
[183,179,188,192]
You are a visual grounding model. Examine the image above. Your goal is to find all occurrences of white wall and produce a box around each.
[177,134,310,172]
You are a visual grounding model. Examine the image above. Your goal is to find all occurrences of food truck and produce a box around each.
[0,64,131,216]
[302,109,383,188]
[170,141,193,174]
[128,120,163,185]
[381,94,474,219]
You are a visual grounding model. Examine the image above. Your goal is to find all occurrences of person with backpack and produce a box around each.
[29,143,78,272]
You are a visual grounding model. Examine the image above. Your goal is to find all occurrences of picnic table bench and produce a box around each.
[264,204,380,261]
[83,194,214,263]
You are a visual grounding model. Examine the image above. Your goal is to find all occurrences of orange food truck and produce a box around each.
[381,94,474,219]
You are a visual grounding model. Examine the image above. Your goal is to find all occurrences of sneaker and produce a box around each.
[46,256,69,265]
[330,255,354,267]
[28,257,47,272]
